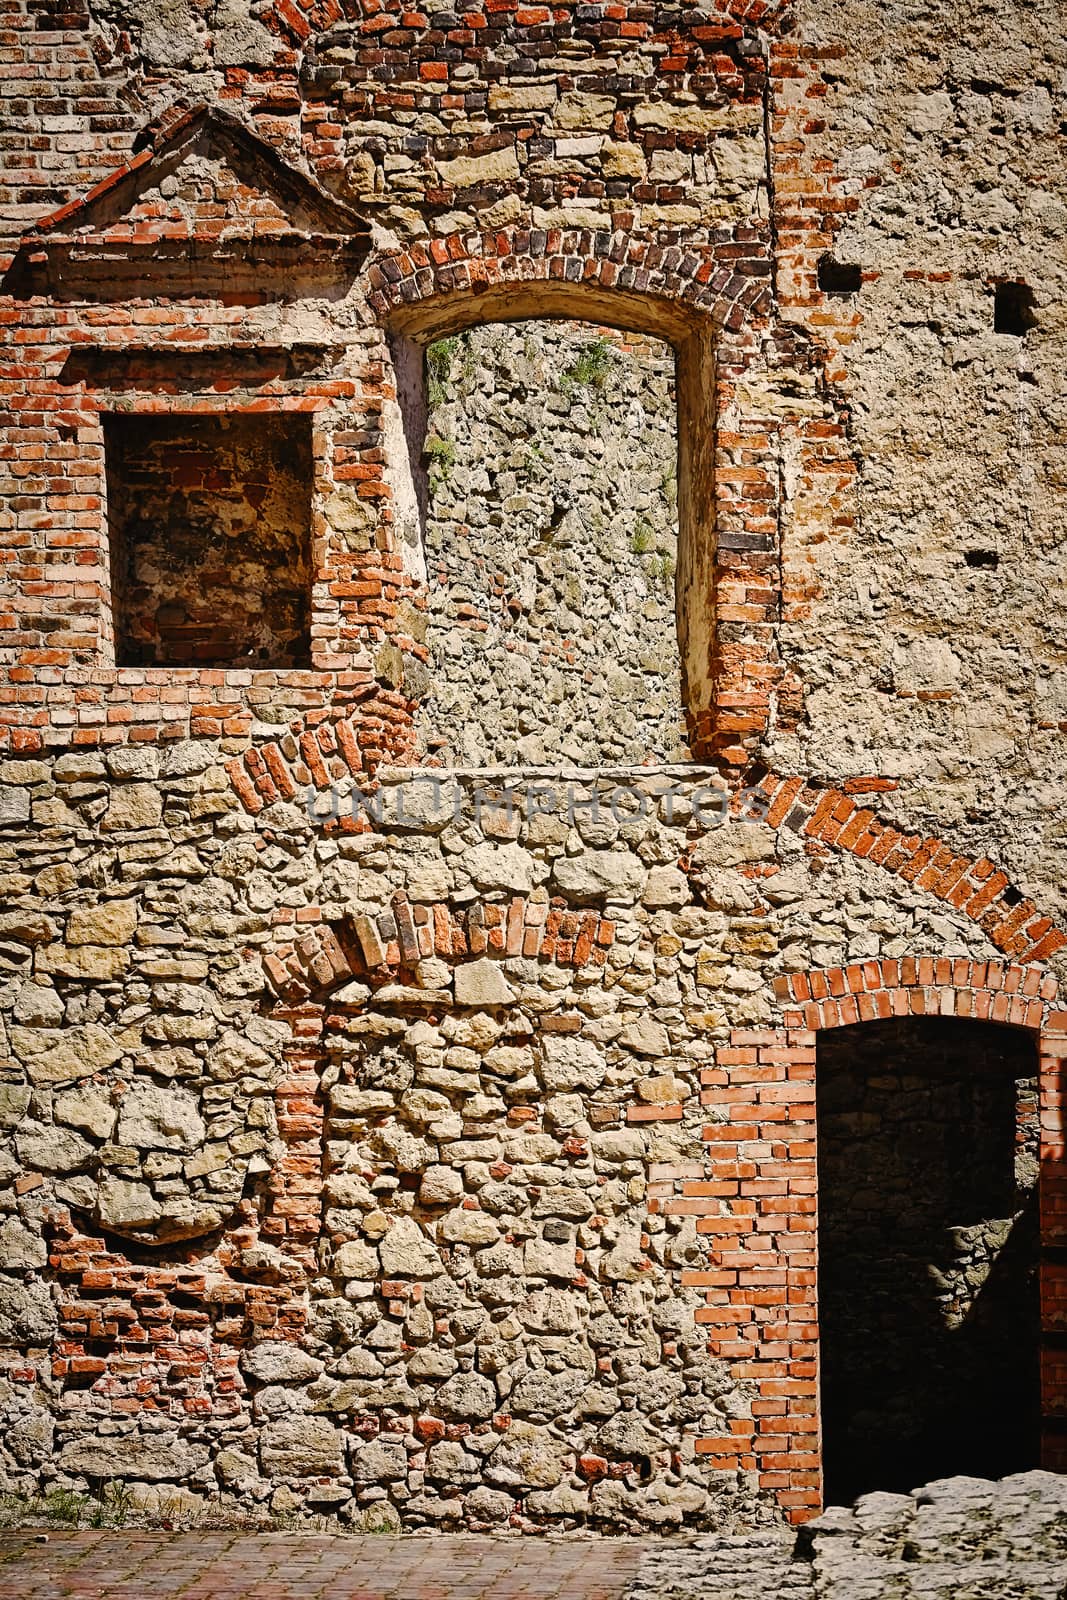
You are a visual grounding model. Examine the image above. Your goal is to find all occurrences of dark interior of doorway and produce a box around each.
[816,1016,1040,1504]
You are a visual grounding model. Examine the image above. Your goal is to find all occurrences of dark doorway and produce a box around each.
[816,1016,1040,1504]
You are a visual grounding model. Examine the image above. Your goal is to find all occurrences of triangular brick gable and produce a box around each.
[26,102,368,246]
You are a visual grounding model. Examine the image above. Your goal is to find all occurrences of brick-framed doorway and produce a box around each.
[690,957,1067,1520]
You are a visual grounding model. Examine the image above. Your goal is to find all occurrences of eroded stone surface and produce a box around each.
[629,1473,1067,1599]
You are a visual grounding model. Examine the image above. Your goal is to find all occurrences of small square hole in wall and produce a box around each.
[818,255,863,296]
[104,412,313,668]
[994,281,1037,335]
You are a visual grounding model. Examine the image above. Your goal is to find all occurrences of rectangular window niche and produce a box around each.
[103,411,313,669]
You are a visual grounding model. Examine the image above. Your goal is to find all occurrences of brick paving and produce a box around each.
[0,1531,647,1600]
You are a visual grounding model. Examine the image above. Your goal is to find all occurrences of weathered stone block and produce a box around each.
[260,1418,345,1478]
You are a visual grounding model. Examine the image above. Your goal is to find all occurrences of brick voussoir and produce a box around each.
[756,773,1065,967]
[263,894,617,998]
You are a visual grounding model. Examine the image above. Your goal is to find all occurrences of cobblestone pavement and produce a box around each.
[0,1531,647,1600]
[2,1475,1065,1600]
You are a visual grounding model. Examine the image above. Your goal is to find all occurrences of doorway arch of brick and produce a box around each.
[692,958,1067,1520]
[366,226,773,340]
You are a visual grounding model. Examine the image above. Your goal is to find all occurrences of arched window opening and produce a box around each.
[415,320,685,766]
[386,284,716,768]
[817,1016,1040,1504]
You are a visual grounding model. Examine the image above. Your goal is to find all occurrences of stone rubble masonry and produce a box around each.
[417,321,685,768]
[629,1470,1067,1599]
[0,748,1061,1530]
[0,0,1064,1544]
[240,763,1065,967]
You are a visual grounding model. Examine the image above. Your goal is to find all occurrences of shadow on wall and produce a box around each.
[103,412,313,669]
[816,1016,1041,1503]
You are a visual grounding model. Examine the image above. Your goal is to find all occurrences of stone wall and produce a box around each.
[768,0,1067,900]
[0,0,1064,1540]
[418,321,684,767]
[631,1471,1067,1600]
[0,754,1062,1530]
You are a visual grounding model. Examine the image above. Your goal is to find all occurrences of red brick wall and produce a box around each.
[691,962,1067,1520]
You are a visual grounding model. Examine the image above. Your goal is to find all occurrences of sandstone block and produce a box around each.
[116,1082,205,1152]
[350,1437,407,1482]
[488,83,557,112]
[16,1123,94,1174]
[0,912,56,945]
[0,1215,47,1268]
[66,900,138,946]
[96,1177,163,1232]
[260,1417,344,1477]
[510,1367,585,1421]
[13,983,63,1026]
[0,1084,31,1129]
[102,784,163,831]
[487,1421,570,1489]
[106,747,160,781]
[378,1216,444,1278]
[0,790,29,825]
[633,102,763,133]
[540,1033,606,1091]
[419,1164,464,1205]
[438,1207,500,1247]
[601,139,646,178]
[465,842,540,893]
[454,958,516,1008]
[0,1274,57,1343]
[436,1371,497,1420]
[523,1234,576,1280]
[60,1431,209,1482]
[554,91,615,128]
[56,1081,119,1145]
[642,865,689,908]
[241,1341,324,1385]
[37,945,130,981]
[618,1015,671,1057]
[333,1239,381,1278]
[437,146,520,189]
[19,1023,122,1085]
[553,850,646,902]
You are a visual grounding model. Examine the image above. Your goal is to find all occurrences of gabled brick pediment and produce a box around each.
[20,101,369,258]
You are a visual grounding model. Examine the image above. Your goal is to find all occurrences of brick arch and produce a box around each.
[258,892,622,1271]
[691,959,1067,1520]
[265,0,796,60]
[366,226,772,340]
[751,771,1067,965]
[772,955,1058,1032]
[263,892,616,1003]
